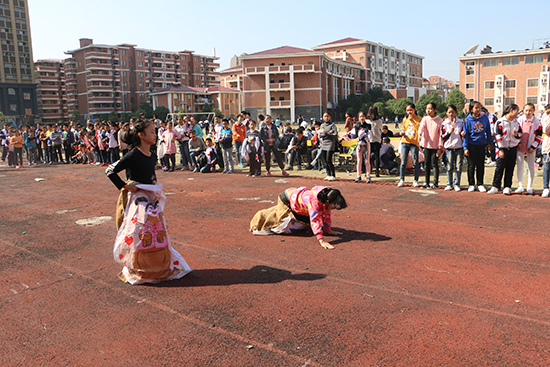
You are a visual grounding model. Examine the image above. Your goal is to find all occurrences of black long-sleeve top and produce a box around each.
[106,148,157,190]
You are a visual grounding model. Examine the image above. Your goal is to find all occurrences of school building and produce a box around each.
[149,85,242,118]
[220,45,363,122]
[35,59,68,124]
[422,76,456,99]
[459,46,550,114]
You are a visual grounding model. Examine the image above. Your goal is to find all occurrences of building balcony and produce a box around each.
[38,94,62,100]
[269,82,291,90]
[39,85,61,91]
[195,98,213,105]
[87,86,115,93]
[246,64,315,75]
[41,104,62,110]
[87,75,113,82]
[89,95,116,102]
[270,100,291,108]
[86,63,113,70]
[245,66,267,74]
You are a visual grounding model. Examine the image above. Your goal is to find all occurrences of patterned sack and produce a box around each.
[114,184,191,284]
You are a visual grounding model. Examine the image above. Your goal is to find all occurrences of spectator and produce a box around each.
[418,102,444,189]
[397,103,422,187]
[463,101,491,193]
[260,115,289,177]
[188,129,206,172]
[219,118,234,173]
[161,122,181,172]
[285,127,307,171]
[232,114,246,167]
[382,125,394,138]
[515,102,542,194]
[441,105,464,191]
[319,112,338,181]
[379,137,398,173]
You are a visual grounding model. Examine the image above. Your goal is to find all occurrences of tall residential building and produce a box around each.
[422,76,456,99]
[311,37,425,101]
[61,38,220,119]
[35,59,68,124]
[0,0,37,122]
[459,46,550,114]
[220,45,362,122]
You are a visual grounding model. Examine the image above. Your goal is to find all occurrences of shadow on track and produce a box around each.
[152,265,326,287]
[327,227,391,245]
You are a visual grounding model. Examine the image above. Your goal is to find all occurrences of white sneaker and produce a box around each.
[397,180,404,187]
[487,187,499,194]
[327,176,336,181]
[515,186,524,194]
[542,189,550,198]
[454,186,461,192]
[503,187,511,195]
[478,185,486,193]
[486,158,492,164]
[468,185,475,192]
[526,188,534,195]
[444,185,453,191]
[412,180,419,187]
[324,176,330,181]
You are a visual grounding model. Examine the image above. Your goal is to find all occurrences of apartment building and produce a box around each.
[150,85,242,117]
[459,46,550,114]
[220,45,362,122]
[35,59,68,124]
[422,76,455,99]
[62,38,220,119]
[0,0,37,122]
[312,37,425,101]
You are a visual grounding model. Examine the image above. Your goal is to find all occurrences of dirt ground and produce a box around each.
[1,161,549,366]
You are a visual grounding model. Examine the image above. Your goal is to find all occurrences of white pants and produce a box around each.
[516,151,535,189]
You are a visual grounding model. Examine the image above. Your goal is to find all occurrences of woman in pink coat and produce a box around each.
[161,122,181,172]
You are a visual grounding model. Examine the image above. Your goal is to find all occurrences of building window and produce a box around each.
[23,93,30,100]
[466,83,474,89]
[527,79,539,87]
[505,80,516,88]
[137,51,142,57]
[484,98,494,106]
[138,62,143,67]
[482,59,498,67]
[485,81,495,89]
[10,104,17,111]
[122,60,126,67]
[465,61,475,66]
[121,49,126,56]
[8,88,15,95]
[466,70,474,75]
[504,97,515,105]
[527,96,538,104]
[525,55,544,64]
[502,57,519,66]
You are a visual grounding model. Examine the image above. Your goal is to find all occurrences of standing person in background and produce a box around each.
[232,114,246,167]
[220,118,234,174]
[463,101,492,192]
[541,104,550,197]
[515,103,542,195]
[397,103,422,187]
[118,123,129,156]
[50,125,64,165]
[344,112,354,133]
[212,115,224,172]
[39,126,49,164]
[0,123,9,162]
[63,124,75,164]
[161,122,181,172]
[245,120,262,177]
[190,116,203,138]
[487,104,521,195]
[395,116,399,129]
[25,127,38,165]
[352,111,371,183]
[260,115,289,177]
[107,123,119,164]
[9,129,24,168]
[319,112,338,181]
[418,102,444,189]
[366,106,383,178]
[174,116,191,170]
[441,105,464,191]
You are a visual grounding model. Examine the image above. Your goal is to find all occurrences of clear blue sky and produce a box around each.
[28,0,549,82]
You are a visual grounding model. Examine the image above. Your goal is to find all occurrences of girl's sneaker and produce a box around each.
[487,187,499,194]
[366,177,371,183]
[222,170,227,174]
[542,189,550,198]
[444,185,453,191]
[354,177,362,183]
[327,176,336,181]
[503,187,512,195]
[477,185,486,192]
[324,176,331,181]
[397,180,404,187]
[412,180,419,187]
[454,186,461,192]
[515,186,524,194]
[526,187,534,195]
[468,185,475,192]
[227,170,233,174]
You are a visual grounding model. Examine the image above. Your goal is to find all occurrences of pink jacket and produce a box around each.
[542,113,550,155]
[162,129,181,154]
[289,186,331,240]
[517,115,543,153]
[418,115,443,149]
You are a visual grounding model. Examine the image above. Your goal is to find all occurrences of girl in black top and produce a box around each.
[106,119,157,229]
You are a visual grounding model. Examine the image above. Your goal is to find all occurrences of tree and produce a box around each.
[373,102,388,118]
[416,92,445,117]
[445,89,466,116]
[154,106,170,121]
[201,103,213,113]
[107,111,119,122]
[139,102,154,118]
[121,112,133,123]
[71,110,80,124]
[387,98,412,117]
[212,108,224,118]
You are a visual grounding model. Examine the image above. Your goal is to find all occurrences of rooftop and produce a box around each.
[249,45,314,56]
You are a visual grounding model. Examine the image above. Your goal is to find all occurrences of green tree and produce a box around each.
[139,102,154,118]
[100,114,109,122]
[107,111,119,122]
[416,92,445,117]
[212,108,224,118]
[71,110,80,124]
[0,111,6,125]
[201,103,213,113]
[154,106,170,121]
[177,107,186,114]
[121,112,133,123]
[373,102,388,118]
[445,89,466,116]
[387,98,412,117]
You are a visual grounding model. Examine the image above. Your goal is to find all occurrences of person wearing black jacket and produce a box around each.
[259,115,289,177]
[285,128,307,170]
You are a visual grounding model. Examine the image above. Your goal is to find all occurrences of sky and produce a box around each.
[28,0,549,83]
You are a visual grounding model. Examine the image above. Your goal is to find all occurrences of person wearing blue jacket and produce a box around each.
[463,101,492,192]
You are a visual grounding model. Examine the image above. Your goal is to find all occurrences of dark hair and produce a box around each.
[122,119,153,147]
[222,118,229,123]
[205,137,212,143]
[258,114,265,121]
[323,111,332,118]
[524,102,535,110]
[296,127,304,134]
[545,104,550,110]
[502,103,519,116]
[366,106,380,121]
[446,104,457,113]
[383,137,391,144]
[427,102,437,111]
[358,110,366,118]
[406,103,416,110]
[468,100,481,113]
[317,188,348,210]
